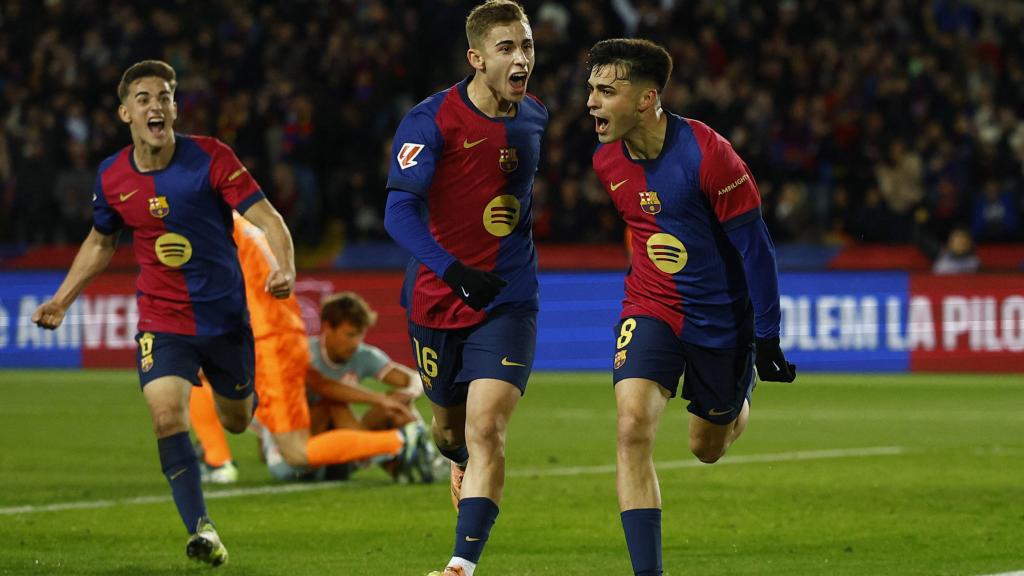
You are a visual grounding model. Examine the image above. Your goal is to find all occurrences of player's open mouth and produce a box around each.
[147,117,166,137]
[594,116,609,135]
[509,72,528,94]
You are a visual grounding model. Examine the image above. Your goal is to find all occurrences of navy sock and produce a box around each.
[439,444,469,466]
[621,508,662,576]
[453,497,499,563]
[158,431,207,533]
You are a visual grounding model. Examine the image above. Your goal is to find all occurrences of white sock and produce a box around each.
[448,556,476,576]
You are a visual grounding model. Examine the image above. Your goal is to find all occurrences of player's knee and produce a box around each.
[219,413,249,435]
[432,419,463,448]
[616,413,655,449]
[151,408,187,437]
[465,419,506,453]
[690,439,726,464]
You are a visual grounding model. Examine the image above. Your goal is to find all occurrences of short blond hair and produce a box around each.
[117,60,177,102]
[466,0,527,49]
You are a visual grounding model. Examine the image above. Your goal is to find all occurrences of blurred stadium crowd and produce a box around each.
[1,0,1022,251]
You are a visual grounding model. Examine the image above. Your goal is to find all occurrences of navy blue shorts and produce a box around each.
[135,327,255,400]
[407,305,537,407]
[612,316,755,424]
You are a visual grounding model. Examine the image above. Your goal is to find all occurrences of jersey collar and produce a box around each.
[457,76,518,124]
[621,112,677,166]
[318,337,346,370]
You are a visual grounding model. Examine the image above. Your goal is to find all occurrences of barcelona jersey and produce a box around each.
[593,114,764,348]
[386,77,547,329]
[92,135,265,336]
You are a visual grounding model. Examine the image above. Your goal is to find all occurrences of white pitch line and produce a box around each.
[978,572,1024,576]
[510,446,906,477]
[0,481,353,516]
[1,447,904,516]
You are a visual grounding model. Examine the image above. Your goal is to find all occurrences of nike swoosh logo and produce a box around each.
[169,467,187,481]
[610,179,629,191]
[461,287,470,298]
[465,536,481,542]
[501,357,526,367]
[708,408,734,416]
[235,380,251,391]
[463,137,487,149]
[771,361,781,371]
[119,189,139,202]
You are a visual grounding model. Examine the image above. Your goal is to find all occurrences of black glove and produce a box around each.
[754,336,797,382]
[442,261,508,311]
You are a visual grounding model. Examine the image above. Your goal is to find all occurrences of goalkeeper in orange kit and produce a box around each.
[190,213,435,483]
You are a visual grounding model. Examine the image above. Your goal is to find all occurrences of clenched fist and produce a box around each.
[32,301,68,330]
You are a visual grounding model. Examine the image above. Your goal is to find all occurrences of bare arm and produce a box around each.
[306,366,397,406]
[240,198,295,298]
[379,364,424,399]
[32,227,118,329]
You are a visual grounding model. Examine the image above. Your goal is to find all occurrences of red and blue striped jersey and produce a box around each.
[386,77,548,329]
[91,134,265,336]
[593,114,767,347]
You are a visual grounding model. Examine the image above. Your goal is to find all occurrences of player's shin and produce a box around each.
[189,383,233,468]
[157,431,208,533]
[451,497,500,573]
[620,508,663,576]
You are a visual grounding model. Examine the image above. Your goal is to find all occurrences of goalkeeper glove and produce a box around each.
[754,336,797,382]
[442,261,507,311]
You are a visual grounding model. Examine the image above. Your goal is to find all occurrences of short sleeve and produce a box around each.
[208,139,265,212]
[690,120,761,230]
[91,173,123,234]
[354,343,391,381]
[385,105,445,197]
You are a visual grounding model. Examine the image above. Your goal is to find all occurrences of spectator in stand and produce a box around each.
[876,139,925,243]
[933,227,980,275]
[971,180,1019,242]
[53,141,95,243]
[0,1,1022,250]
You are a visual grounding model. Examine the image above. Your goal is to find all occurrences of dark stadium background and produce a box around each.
[1,1,1022,371]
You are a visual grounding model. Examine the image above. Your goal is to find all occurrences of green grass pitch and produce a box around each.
[1,370,1022,575]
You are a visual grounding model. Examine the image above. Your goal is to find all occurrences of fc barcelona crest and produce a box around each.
[639,191,661,215]
[149,196,170,218]
[614,349,627,369]
[499,147,519,173]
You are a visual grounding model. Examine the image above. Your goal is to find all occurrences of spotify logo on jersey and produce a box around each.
[483,195,520,237]
[155,233,193,268]
[646,233,687,274]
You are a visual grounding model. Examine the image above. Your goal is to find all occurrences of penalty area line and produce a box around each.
[1,446,905,516]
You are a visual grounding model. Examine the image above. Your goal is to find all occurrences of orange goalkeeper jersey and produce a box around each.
[233,213,306,339]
